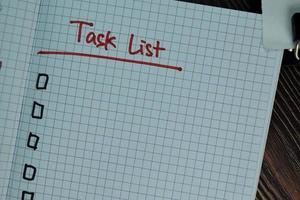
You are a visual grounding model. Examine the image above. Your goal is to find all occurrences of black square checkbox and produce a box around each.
[36,73,49,89]
[27,132,39,150]
[21,191,34,200]
[23,164,36,181]
[31,101,44,119]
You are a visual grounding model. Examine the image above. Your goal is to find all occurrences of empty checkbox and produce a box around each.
[23,164,36,181]
[21,191,34,200]
[36,73,49,89]
[27,132,39,150]
[31,101,44,119]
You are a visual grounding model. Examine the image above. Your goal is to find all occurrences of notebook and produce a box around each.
[0,0,283,199]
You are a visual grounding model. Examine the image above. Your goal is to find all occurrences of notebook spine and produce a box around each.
[21,73,49,200]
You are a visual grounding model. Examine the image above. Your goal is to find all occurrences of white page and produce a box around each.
[4,0,282,199]
[0,0,40,198]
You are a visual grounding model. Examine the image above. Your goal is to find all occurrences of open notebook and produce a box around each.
[0,0,282,199]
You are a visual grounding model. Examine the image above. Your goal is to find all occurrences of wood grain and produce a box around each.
[256,51,300,200]
[178,0,261,13]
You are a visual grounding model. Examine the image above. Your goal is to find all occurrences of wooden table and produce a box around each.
[181,0,300,199]
[257,51,300,199]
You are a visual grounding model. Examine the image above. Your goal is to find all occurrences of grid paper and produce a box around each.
[4,0,282,199]
[0,0,40,198]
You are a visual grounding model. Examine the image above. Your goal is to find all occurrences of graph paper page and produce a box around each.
[0,0,40,198]
[6,0,282,199]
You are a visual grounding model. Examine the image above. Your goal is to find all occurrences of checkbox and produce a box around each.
[27,132,39,150]
[36,73,49,89]
[21,191,34,200]
[23,164,36,181]
[31,101,44,119]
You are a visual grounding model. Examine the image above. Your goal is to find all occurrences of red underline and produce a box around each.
[37,51,183,71]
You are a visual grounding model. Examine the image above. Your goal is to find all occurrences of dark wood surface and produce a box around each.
[256,51,300,200]
[179,0,300,199]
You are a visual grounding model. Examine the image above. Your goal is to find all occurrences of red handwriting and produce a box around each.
[39,20,182,71]
[128,34,166,58]
[70,20,93,43]
[37,51,182,71]
[70,20,116,50]
[70,20,166,58]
